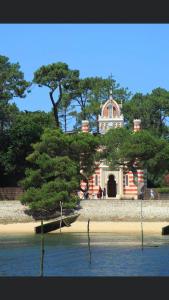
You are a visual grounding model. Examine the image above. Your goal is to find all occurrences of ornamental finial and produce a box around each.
[109,88,113,100]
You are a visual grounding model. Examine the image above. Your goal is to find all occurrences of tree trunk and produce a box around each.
[53,104,60,128]
[49,91,60,128]
[96,115,99,133]
[64,108,67,132]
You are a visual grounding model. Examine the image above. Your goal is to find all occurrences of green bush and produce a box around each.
[156,187,169,193]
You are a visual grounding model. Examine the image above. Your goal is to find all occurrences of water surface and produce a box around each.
[0,233,169,276]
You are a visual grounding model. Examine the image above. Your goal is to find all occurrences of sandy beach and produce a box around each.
[0,221,168,234]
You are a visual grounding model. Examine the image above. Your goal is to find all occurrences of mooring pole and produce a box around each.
[40,219,45,276]
[87,218,91,264]
[60,201,63,233]
[140,199,144,251]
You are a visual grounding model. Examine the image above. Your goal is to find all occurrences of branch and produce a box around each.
[56,83,63,107]
[49,91,56,107]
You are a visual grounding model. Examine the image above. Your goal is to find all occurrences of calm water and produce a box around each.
[0,232,169,276]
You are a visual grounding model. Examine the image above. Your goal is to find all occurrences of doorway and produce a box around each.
[107,175,117,197]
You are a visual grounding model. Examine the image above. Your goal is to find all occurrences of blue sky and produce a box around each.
[0,24,169,113]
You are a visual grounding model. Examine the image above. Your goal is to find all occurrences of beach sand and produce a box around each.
[0,221,168,234]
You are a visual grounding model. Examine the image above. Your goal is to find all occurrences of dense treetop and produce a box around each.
[20,128,99,211]
[33,62,79,127]
[0,55,30,101]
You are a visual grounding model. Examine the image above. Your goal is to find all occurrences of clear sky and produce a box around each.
[0,24,169,113]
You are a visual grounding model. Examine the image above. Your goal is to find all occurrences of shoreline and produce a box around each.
[0,221,168,234]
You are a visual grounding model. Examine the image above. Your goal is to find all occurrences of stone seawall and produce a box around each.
[78,200,169,221]
[1,200,169,223]
[0,201,34,223]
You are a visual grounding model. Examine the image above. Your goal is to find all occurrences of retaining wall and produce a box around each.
[0,201,33,223]
[1,200,169,223]
[0,188,23,200]
[78,200,169,221]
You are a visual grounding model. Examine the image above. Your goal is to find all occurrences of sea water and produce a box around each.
[0,233,169,276]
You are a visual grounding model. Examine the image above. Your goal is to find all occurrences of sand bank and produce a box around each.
[0,221,168,234]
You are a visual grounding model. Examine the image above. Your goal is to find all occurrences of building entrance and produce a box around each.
[107,175,117,197]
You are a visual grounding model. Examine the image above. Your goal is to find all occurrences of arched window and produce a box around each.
[108,104,113,118]
[113,106,116,117]
[95,175,98,186]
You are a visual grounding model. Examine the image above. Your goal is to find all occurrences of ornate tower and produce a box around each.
[98,90,124,134]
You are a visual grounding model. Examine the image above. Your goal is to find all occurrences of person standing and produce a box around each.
[103,187,106,199]
[83,187,89,200]
[150,189,155,200]
[97,186,102,199]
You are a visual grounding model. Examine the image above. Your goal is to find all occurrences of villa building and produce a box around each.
[81,92,147,200]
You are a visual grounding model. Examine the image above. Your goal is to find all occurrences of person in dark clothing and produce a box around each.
[103,187,106,199]
[83,187,89,200]
[139,187,144,200]
[98,186,102,199]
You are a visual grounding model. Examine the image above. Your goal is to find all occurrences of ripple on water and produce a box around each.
[0,233,169,276]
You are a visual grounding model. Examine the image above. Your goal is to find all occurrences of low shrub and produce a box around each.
[156,187,169,193]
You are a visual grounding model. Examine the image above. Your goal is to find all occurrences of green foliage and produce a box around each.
[0,55,30,101]
[0,100,19,132]
[58,93,74,132]
[156,187,169,193]
[123,88,169,138]
[33,62,79,126]
[101,127,169,186]
[21,156,79,211]
[20,128,99,212]
[0,108,55,186]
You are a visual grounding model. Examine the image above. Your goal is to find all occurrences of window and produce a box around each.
[125,175,128,186]
[113,106,116,117]
[95,175,98,186]
[108,104,112,118]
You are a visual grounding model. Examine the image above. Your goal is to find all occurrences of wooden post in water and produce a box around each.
[87,218,91,264]
[140,199,144,251]
[40,219,45,276]
[59,201,63,233]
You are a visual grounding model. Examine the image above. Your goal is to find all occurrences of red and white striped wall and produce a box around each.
[123,170,145,198]
[80,167,101,199]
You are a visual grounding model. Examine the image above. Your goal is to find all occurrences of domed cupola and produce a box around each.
[98,90,124,134]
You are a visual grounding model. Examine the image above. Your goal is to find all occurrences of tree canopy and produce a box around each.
[101,127,169,186]
[33,62,79,127]
[0,108,55,186]
[0,55,30,101]
[20,128,99,212]
[123,88,169,138]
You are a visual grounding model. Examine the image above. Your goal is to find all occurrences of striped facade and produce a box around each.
[80,94,146,200]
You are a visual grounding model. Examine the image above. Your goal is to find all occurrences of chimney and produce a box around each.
[133,119,141,132]
[82,120,89,133]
